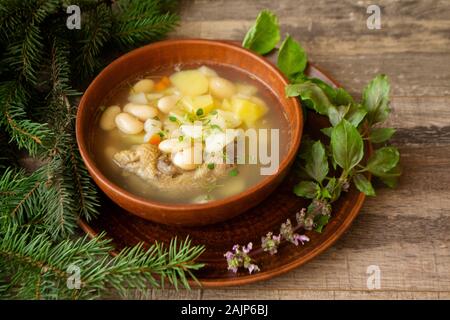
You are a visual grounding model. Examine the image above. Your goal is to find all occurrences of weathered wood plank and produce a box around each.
[152,289,202,300]
[173,19,450,55]
[174,0,450,97]
[310,54,450,97]
[176,0,450,55]
[201,289,445,300]
[387,97,450,130]
[201,289,336,300]
[178,0,450,22]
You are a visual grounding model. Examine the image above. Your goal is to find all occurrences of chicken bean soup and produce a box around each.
[92,64,290,204]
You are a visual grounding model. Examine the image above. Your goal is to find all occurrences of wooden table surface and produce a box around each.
[140,0,450,300]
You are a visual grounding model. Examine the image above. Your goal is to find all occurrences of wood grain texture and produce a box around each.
[92,0,449,299]
[159,0,450,300]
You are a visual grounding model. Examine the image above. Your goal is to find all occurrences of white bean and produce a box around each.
[205,130,237,153]
[158,139,178,153]
[123,103,158,121]
[172,147,202,171]
[128,92,148,104]
[197,65,218,78]
[157,95,179,114]
[115,113,144,134]
[132,79,154,93]
[158,138,190,153]
[144,118,162,132]
[146,93,164,101]
[99,105,121,131]
[209,77,236,99]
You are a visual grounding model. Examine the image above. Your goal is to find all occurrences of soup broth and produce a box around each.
[91,63,290,204]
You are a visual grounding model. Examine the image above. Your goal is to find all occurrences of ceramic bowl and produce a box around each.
[76,39,303,226]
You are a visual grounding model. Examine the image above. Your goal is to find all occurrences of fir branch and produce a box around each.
[0,0,206,299]
[0,0,25,44]
[48,38,80,98]
[0,226,111,299]
[64,132,100,221]
[73,3,113,79]
[111,0,179,49]
[41,158,79,239]
[2,0,60,84]
[0,226,205,299]
[0,81,51,156]
[0,161,80,240]
[0,167,47,227]
[46,38,99,222]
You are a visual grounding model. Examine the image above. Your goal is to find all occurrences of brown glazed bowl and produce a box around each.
[76,39,302,226]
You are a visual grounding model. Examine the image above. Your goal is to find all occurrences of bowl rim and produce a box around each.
[76,39,303,211]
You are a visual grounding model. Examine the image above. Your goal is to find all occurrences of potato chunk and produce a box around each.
[180,95,214,114]
[170,70,209,96]
[231,97,268,127]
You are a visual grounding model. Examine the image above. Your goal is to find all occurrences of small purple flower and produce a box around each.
[280,219,295,243]
[280,219,310,246]
[293,234,310,246]
[224,242,259,274]
[225,208,318,273]
[228,265,238,273]
[224,251,234,260]
[243,242,253,254]
[261,232,281,255]
[224,250,238,273]
[296,208,306,226]
[247,264,260,274]
[309,199,332,217]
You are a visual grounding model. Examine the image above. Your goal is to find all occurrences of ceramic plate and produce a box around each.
[79,64,368,287]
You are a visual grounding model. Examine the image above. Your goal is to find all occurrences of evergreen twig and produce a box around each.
[0,226,204,299]
[0,81,51,156]
[0,0,203,299]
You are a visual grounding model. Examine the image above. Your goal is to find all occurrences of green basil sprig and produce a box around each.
[243,10,401,232]
[228,10,402,276]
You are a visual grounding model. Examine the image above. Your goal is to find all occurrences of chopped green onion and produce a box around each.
[169,115,177,122]
[210,124,223,131]
[229,168,239,177]
[178,135,184,142]
[196,108,204,116]
[207,163,215,170]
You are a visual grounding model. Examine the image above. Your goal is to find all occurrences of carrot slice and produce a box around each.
[148,134,162,145]
[154,76,171,92]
